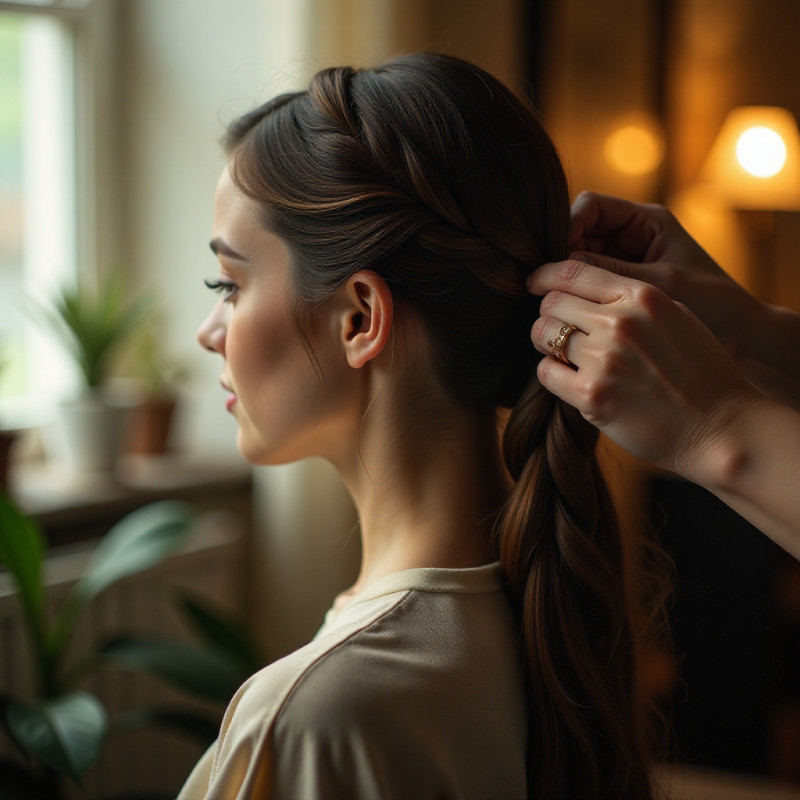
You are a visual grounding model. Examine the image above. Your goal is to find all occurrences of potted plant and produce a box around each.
[123,315,189,456]
[42,275,151,472]
[0,493,263,800]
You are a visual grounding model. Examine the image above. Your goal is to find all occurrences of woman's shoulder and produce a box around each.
[206,574,526,798]
[228,567,521,737]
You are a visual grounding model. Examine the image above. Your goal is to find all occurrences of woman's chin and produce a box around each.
[236,432,295,467]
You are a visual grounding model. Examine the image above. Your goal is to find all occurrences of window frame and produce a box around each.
[0,0,115,429]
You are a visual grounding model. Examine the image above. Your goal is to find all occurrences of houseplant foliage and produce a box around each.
[39,274,152,472]
[44,275,152,389]
[0,494,262,799]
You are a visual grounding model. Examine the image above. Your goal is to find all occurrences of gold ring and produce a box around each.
[547,323,578,365]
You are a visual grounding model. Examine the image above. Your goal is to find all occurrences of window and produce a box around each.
[0,2,84,427]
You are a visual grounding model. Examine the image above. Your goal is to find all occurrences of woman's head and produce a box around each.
[220,52,569,412]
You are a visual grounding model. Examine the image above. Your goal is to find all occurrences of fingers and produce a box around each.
[526,259,641,303]
[536,353,586,409]
[569,251,654,284]
[569,191,669,260]
[531,314,587,366]
[569,192,643,240]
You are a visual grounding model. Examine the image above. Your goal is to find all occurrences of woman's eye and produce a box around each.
[204,278,238,302]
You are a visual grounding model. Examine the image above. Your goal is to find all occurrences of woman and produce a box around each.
[180,53,658,799]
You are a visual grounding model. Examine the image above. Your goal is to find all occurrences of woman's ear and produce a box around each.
[339,270,393,369]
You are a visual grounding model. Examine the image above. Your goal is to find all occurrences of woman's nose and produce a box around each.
[197,302,227,355]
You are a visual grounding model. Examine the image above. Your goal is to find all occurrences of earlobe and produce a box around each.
[341,271,393,369]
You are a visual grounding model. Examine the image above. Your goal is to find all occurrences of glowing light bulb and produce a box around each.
[735,126,787,178]
[604,125,663,176]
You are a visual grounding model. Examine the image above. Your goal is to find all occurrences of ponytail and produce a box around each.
[498,376,653,798]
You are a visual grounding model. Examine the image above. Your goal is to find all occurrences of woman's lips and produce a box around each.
[221,380,237,412]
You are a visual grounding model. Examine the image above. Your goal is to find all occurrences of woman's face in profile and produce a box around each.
[197,168,352,465]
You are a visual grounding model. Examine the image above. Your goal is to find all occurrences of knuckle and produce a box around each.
[605,312,637,342]
[572,189,599,210]
[581,376,612,414]
[595,345,629,377]
[557,258,586,285]
[538,290,561,313]
[629,281,669,316]
[655,264,683,296]
[536,356,555,386]
[530,316,548,344]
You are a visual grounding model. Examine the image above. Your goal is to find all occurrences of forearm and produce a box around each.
[684,397,800,560]
[736,303,800,410]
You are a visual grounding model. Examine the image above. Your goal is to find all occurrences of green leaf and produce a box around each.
[111,706,220,744]
[0,493,46,647]
[97,637,247,704]
[49,501,195,656]
[75,501,194,603]
[4,692,106,782]
[179,594,264,673]
[36,276,153,388]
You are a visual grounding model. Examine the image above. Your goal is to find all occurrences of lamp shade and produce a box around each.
[700,106,800,210]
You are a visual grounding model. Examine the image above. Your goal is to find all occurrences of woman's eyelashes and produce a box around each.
[205,278,239,302]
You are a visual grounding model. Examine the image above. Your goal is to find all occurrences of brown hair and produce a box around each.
[224,52,655,799]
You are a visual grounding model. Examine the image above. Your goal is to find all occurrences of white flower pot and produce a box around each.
[56,391,136,473]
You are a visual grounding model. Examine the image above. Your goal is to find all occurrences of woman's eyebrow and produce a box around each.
[209,237,248,261]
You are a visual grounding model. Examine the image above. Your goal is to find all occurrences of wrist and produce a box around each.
[677,392,771,496]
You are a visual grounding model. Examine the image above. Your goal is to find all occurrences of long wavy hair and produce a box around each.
[223,52,657,799]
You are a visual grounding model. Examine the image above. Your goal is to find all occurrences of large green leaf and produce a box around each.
[74,501,194,602]
[0,493,46,646]
[49,501,195,656]
[179,593,264,674]
[97,637,247,704]
[4,692,106,782]
[49,500,195,659]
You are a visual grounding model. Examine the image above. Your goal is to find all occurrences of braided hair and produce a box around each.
[223,52,656,799]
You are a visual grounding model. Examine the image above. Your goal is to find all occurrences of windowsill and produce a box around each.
[9,453,253,547]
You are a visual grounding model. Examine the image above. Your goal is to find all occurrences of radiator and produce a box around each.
[0,511,246,799]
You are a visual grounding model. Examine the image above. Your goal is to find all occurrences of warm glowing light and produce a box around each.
[700,106,800,209]
[604,125,663,176]
[735,126,787,177]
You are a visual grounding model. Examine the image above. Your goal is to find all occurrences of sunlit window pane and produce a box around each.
[0,14,26,398]
[0,11,77,421]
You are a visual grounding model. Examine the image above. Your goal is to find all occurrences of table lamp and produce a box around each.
[700,105,800,300]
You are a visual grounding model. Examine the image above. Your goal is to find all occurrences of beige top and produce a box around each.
[176,563,527,800]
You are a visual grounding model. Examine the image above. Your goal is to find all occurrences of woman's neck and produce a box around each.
[334,389,510,598]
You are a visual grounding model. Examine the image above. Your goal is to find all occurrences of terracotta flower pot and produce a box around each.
[125,395,178,455]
